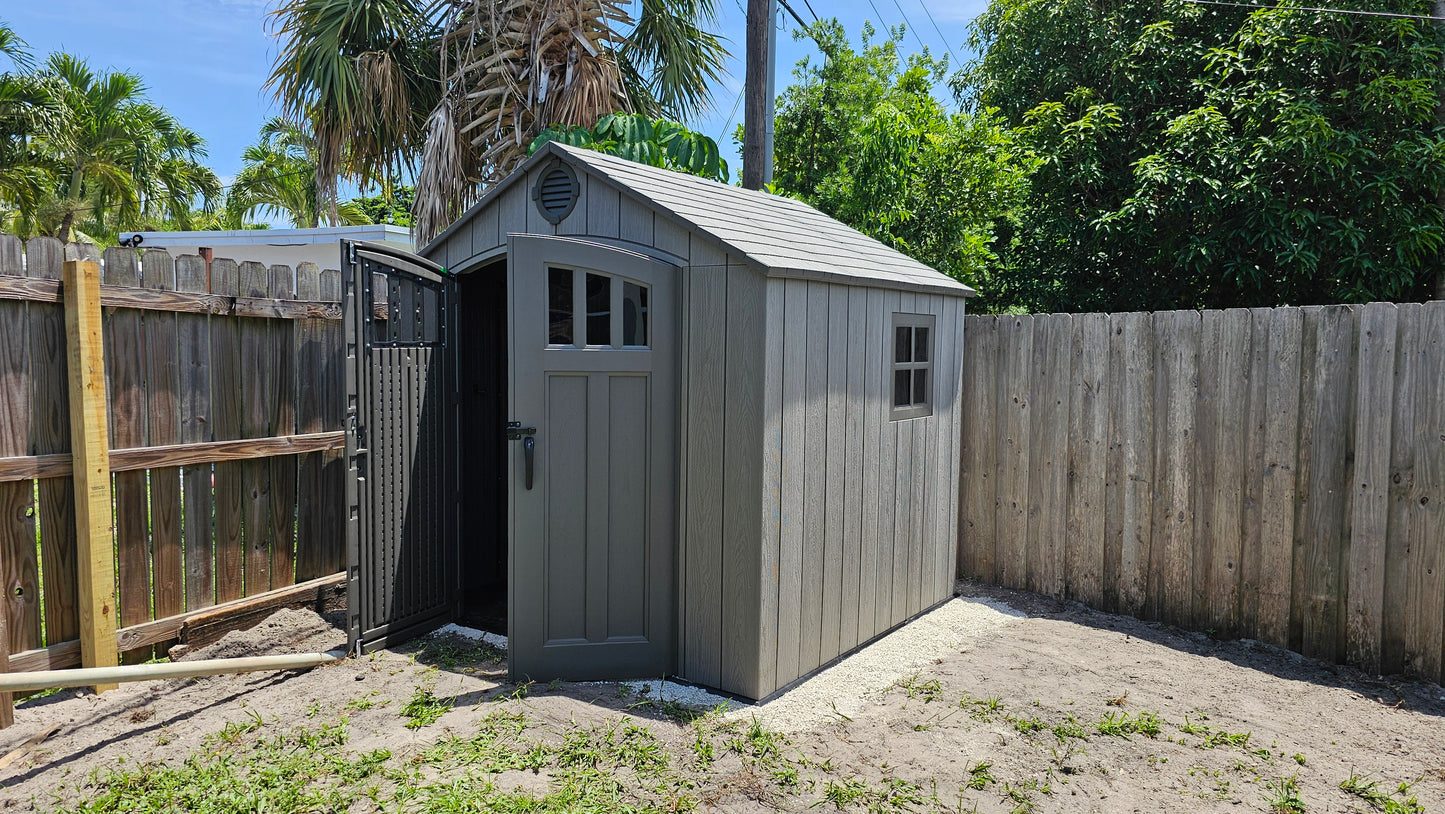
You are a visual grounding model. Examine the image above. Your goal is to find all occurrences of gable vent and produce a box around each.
[533,164,579,224]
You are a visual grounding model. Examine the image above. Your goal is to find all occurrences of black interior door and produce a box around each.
[345,240,459,654]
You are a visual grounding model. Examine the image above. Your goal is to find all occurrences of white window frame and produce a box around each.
[891,312,935,421]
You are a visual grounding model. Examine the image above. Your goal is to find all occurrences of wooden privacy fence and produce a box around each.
[958,303,1445,685]
[0,235,346,717]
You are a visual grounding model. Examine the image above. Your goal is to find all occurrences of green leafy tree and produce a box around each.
[967,0,1445,311]
[531,113,729,182]
[227,118,370,229]
[350,185,414,227]
[771,21,1031,292]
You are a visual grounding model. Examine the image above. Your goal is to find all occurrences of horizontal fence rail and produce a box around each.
[959,304,1445,686]
[0,235,347,719]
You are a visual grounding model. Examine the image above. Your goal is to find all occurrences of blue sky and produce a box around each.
[5,0,987,191]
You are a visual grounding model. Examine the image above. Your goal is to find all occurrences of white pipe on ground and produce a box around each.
[0,650,346,694]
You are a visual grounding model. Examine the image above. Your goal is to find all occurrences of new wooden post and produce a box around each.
[63,260,118,692]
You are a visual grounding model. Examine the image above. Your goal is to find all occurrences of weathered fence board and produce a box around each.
[960,302,1445,686]
[0,237,346,686]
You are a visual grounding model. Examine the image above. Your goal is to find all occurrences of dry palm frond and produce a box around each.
[414,0,633,242]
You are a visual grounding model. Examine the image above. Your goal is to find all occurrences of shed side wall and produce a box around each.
[757,278,964,697]
[679,248,767,699]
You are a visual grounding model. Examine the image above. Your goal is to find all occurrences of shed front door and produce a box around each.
[345,241,458,654]
[508,235,677,681]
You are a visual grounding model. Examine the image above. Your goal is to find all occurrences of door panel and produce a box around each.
[509,235,677,681]
[346,241,458,654]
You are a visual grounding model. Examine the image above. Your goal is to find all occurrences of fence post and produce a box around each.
[63,259,118,692]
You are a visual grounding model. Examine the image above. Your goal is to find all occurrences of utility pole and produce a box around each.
[743,0,777,190]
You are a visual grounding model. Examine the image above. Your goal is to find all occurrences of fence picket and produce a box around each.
[1027,314,1070,597]
[994,315,1032,590]
[239,261,273,595]
[211,259,245,603]
[143,249,183,622]
[1348,302,1397,674]
[268,265,298,587]
[1065,313,1108,606]
[0,235,38,653]
[176,255,214,610]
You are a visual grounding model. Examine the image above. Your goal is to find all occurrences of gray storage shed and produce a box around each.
[343,141,973,701]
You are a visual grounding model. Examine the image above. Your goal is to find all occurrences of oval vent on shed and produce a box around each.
[533,164,579,224]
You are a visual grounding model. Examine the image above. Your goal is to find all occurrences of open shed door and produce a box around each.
[507,235,678,681]
[345,241,459,654]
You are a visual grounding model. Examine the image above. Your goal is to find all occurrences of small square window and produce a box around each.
[891,313,934,420]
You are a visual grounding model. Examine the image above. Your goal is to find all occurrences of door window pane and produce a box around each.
[548,267,573,345]
[912,368,929,404]
[913,327,929,362]
[622,282,648,346]
[586,272,611,346]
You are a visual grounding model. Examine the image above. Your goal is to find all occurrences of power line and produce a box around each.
[777,0,811,29]
[889,0,931,52]
[914,1,964,65]
[799,0,819,21]
[1179,0,1445,20]
[718,84,745,145]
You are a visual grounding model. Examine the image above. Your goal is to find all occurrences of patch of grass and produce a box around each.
[1340,772,1426,814]
[1050,715,1089,742]
[891,672,943,703]
[1262,775,1307,814]
[1095,710,1161,739]
[1002,778,1051,814]
[400,684,453,730]
[415,633,504,669]
[1010,715,1047,735]
[960,693,1004,719]
[965,761,995,790]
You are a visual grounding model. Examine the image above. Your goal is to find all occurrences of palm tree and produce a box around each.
[267,0,728,242]
[227,117,371,228]
[27,53,220,241]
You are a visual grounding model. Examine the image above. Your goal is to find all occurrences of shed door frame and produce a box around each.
[345,240,460,654]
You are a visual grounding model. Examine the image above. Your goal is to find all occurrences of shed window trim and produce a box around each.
[891,312,934,420]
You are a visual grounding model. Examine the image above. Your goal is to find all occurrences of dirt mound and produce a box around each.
[176,608,345,662]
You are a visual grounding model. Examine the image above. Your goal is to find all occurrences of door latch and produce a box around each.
[505,422,538,490]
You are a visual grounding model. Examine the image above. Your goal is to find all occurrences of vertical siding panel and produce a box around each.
[757,279,785,695]
[1027,314,1071,597]
[893,292,915,623]
[822,285,848,659]
[859,288,885,641]
[961,316,999,582]
[722,262,766,698]
[875,290,901,636]
[471,196,500,259]
[931,297,960,602]
[654,216,690,261]
[910,298,932,615]
[498,180,528,239]
[840,287,867,650]
[800,283,829,673]
[1148,311,1199,627]
[619,195,655,247]
[776,279,808,686]
[1348,303,1397,674]
[556,171,589,235]
[1065,313,1109,606]
[683,250,726,688]
[995,315,1033,591]
[948,299,967,594]
[587,181,621,240]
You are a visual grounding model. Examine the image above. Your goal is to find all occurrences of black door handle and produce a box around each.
[523,436,535,490]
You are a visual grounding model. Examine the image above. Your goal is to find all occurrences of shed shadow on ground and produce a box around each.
[956,579,1445,721]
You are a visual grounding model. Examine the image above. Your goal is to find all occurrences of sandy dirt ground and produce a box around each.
[0,582,1440,813]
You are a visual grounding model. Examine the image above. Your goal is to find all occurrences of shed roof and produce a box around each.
[429,141,974,297]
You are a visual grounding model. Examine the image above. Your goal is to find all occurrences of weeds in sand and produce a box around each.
[1095,710,1161,739]
[892,673,944,704]
[1262,775,1307,814]
[400,684,453,729]
[416,634,504,669]
[1339,772,1426,814]
[1009,715,1047,735]
[966,761,995,790]
[1002,778,1051,814]
[959,693,1004,720]
[1050,715,1089,742]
